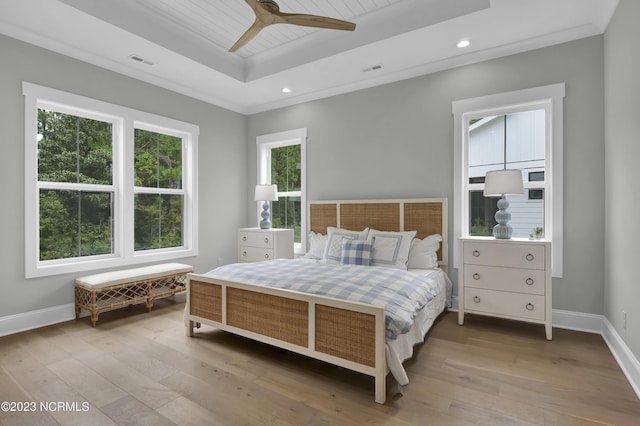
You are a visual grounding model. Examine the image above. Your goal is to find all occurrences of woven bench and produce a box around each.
[75,263,193,327]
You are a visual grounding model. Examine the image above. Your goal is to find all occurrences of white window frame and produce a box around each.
[452,83,564,277]
[257,128,307,254]
[23,82,199,278]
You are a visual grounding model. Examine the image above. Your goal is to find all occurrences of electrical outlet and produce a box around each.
[623,311,627,330]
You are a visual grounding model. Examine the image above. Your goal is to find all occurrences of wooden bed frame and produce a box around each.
[185,198,448,404]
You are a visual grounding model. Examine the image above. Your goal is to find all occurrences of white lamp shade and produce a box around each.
[254,184,278,201]
[484,169,524,197]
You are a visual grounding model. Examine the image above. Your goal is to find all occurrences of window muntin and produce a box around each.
[257,129,307,252]
[24,82,198,277]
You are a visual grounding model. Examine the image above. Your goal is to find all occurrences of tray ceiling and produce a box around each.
[0,0,619,114]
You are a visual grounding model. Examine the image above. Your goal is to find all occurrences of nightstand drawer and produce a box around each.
[239,246,274,262]
[239,231,275,248]
[463,265,545,295]
[463,242,545,270]
[464,288,545,321]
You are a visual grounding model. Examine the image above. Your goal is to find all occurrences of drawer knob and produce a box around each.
[472,250,480,257]
[242,236,247,242]
[526,277,534,286]
[473,273,480,280]
[265,253,270,259]
[526,303,535,311]
[242,251,247,257]
[264,237,270,244]
[473,296,481,303]
[526,253,534,261]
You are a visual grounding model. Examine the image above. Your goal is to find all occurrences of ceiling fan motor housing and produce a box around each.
[259,0,280,12]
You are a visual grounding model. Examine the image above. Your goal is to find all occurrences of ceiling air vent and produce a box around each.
[128,54,155,66]
[362,64,383,73]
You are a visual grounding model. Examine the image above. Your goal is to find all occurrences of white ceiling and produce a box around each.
[0,0,619,115]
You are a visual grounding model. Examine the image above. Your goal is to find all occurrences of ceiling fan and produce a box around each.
[229,0,356,53]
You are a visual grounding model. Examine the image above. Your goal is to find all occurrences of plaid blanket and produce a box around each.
[204,259,439,340]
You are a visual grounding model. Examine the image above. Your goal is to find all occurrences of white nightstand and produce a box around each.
[458,237,552,340]
[238,228,294,263]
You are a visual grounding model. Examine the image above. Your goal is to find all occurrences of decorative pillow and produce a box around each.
[408,234,442,269]
[322,227,370,263]
[340,238,373,266]
[303,232,328,259]
[368,230,417,270]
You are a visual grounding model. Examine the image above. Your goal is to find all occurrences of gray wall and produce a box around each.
[604,0,640,359]
[247,36,606,315]
[0,34,247,318]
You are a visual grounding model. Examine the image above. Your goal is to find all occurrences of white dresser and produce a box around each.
[238,228,294,263]
[458,237,552,340]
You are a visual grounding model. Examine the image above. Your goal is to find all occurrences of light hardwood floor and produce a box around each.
[1,296,639,425]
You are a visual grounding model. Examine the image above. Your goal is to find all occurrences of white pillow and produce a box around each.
[408,234,442,269]
[368,230,416,270]
[303,232,327,259]
[323,227,370,263]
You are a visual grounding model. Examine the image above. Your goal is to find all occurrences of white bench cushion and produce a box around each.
[75,263,194,289]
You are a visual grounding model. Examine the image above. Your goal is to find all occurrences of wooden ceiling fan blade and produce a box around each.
[277,13,356,31]
[229,20,266,52]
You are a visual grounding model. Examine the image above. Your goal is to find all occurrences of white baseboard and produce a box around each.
[551,309,605,334]
[0,303,75,337]
[602,317,640,399]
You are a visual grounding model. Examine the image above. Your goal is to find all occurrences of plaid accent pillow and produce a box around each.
[340,239,373,266]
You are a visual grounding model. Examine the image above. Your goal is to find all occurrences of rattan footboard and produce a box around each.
[186,275,388,404]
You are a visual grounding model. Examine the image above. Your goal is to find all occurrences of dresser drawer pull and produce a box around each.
[242,251,247,257]
[264,253,270,259]
[472,250,480,257]
[473,296,481,303]
[473,273,480,280]
[526,303,535,311]
[526,253,534,261]
[264,237,270,244]
[525,277,534,285]
[242,236,247,242]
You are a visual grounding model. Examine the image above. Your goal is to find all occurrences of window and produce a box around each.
[24,82,198,277]
[257,129,307,253]
[453,84,564,276]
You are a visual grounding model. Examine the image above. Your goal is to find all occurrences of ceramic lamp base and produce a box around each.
[259,201,272,229]
[493,197,513,239]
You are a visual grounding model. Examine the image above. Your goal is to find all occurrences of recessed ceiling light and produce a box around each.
[282,87,291,93]
[457,40,470,48]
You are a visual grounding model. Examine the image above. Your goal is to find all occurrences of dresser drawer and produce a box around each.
[463,242,545,270]
[463,265,545,295]
[464,288,545,321]
[239,231,275,248]
[239,246,274,262]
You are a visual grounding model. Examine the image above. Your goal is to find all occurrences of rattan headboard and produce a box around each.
[308,198,448,270]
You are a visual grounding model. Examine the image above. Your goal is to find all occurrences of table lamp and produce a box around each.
[255,184,278,229]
